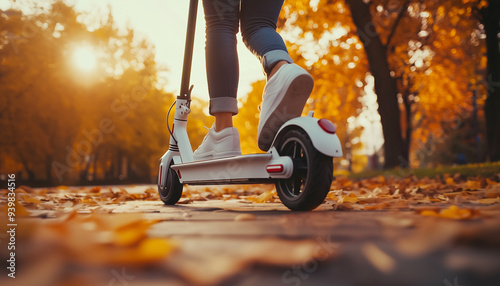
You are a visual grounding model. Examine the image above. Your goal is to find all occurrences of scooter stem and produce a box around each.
[178,0,199,101]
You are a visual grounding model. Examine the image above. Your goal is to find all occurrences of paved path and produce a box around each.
[2,185,500,286]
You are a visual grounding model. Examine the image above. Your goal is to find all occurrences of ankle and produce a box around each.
[214,112,233,132]
[267,61,288,80]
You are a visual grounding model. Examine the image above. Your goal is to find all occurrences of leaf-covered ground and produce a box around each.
[1,173,500,285]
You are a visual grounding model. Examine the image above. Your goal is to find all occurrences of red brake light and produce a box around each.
[318,119,336,134]
[266,164,284,173]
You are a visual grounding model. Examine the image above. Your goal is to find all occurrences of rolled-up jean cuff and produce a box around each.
[209,97,239,115]
[262,50,293,74]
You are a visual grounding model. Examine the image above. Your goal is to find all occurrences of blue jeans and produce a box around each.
[203,0,293,115]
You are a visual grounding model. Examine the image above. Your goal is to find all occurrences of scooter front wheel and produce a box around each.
[158,161,183,205]
[274,128,333,211]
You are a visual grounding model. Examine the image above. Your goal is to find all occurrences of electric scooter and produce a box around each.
[157,0,343,211]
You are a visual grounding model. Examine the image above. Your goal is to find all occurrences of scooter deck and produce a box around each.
[171,153,291,185]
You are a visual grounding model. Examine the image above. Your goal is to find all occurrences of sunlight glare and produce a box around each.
[73,46,97,71]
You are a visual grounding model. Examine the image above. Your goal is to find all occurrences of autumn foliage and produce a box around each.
[1,0,498,185]
[0,1,212,184]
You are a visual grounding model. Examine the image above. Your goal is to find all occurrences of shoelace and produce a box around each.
[194,126,211,153]
[201,126,210,142]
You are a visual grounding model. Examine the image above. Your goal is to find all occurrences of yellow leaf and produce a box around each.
[90,238,177,266]
[466,180,481,189]
[326,191,338,201]
[248,190,276,203]
[3,201,31,217]
[134,238,177,262]
[419,210,439,217]
[114,220,158,247]
[445,177,455,185]
[340,193,358,203]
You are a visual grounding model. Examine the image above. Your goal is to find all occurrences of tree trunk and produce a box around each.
[92,149,98,181]
[80,155,91,183]
[45,155,52,183]
[345,0,407,168]
[483,0,500,162]
[19,153,35,182]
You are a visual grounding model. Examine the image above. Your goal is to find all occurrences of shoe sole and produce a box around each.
[258,73,314,151]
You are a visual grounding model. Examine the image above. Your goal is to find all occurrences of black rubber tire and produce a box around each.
[274,128,333,211]
[158,161,183,205]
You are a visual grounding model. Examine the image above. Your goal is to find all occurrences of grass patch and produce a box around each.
[347,161,500,180]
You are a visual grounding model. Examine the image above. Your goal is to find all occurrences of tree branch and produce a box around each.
[385,0,411,49]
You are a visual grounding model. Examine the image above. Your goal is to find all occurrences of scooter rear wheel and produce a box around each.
[158,161,183,205]
[274,128,333,211]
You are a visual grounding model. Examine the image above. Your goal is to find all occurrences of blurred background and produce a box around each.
[0,0,498,186]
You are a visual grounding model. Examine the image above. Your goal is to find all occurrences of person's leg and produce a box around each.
[240,0,293,77]
[203,0,240,131]
[240,0,314,151]
[194,0,242,160]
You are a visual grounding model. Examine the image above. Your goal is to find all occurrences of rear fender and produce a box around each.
[271,115,343,158]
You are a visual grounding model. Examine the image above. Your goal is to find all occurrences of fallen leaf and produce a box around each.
[20,194,42,205]
[485,189,500,198]
[234,214,256,221]
[477,198,500,204]
[418,205,481,220]
[113,220,158,247]
[178,198,191,204]
[486,178,499,186]
[333,203,354,211]
[466,180,481,190]
[363,203,389,210]
[377,217,415,228]
[3,200,31,217]
[247,190,276,203]
[361,243,395,274]
[396,220,462,258]
[340,193,358,203]
[357,197,380,204]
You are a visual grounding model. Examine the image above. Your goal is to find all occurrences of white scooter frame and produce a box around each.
[157,0,343,211]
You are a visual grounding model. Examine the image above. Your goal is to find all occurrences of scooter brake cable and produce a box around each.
[167,100,178,144]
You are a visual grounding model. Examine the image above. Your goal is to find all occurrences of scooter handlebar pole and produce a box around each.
[178,0,199,101]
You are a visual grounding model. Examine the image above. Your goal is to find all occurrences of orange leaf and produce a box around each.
[247,190,276,203]
[340,193,358,203]
[445,177,455,185]
[477,198,500,205]
[3,201,31,217]
[20,194,42,205]
[363,203,389,210]
[113,220,157,247]
[466,180,481,190]
[418,205,480,220]
[485,190,500,198]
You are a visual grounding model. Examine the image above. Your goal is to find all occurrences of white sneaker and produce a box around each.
[193,126,242,161]
[257,63,314,151]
